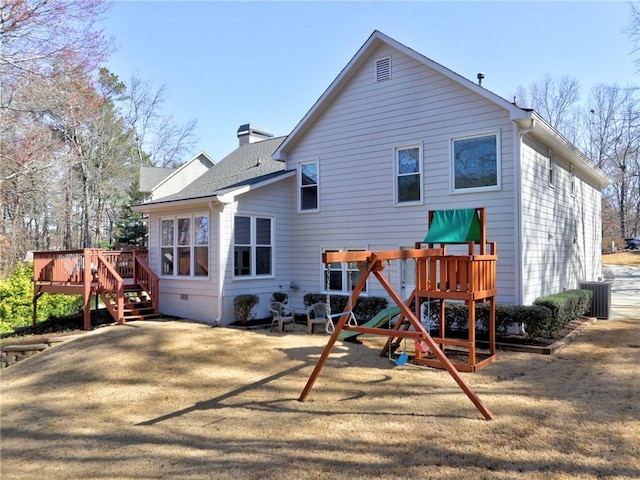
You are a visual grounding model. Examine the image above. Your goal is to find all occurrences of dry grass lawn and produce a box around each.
[1,313,639,479]
[602,250,640,267]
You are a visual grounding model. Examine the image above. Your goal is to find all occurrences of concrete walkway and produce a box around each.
[602,264,640,320]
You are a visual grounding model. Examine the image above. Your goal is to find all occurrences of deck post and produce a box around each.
[83,249,92,330]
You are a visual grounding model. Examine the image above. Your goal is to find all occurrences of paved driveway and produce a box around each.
[603,264,640,319]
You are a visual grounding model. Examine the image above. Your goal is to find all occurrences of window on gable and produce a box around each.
[376,56,391,82]
[570,165,576,196]
[452,132,500,192]
[548,153,555,188]
[323,248,367,294]
[395,145,422,204]
[234,215,273,278]
[160,214,209,278]
[299,160,319,212]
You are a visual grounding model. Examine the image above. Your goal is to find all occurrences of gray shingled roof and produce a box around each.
[139,166,175,192]
[143,136,288,205]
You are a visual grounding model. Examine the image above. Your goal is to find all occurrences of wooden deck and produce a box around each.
[33,249,159,330]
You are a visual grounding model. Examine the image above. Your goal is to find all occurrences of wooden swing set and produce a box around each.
[298,208,498,420]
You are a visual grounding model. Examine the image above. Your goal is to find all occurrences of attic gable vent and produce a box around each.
[376,56,391,82]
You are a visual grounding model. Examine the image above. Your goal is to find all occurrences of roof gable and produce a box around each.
[274,30,527,160]
[139,166,175,193]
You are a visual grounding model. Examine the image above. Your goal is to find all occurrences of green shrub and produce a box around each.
[533,289,592,337]
[0,262,83,334]
[233,294,259,323]
[271,292,288,304]
[303,293,388,323]
[419,300,552,338]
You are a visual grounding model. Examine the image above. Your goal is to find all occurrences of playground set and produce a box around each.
[298,208,498,420]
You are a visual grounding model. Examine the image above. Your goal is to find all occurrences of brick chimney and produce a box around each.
[237,124,273,146]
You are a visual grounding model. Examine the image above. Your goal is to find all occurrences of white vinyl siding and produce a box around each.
[284,43,518,306]
[520,135,603,304]
[220,181,293,322]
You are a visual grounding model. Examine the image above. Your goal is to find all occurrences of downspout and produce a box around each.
[211,195,234,325]
[515,117,535,334]
[208,199,224,325]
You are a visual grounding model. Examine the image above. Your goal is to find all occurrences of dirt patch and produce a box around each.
[1,316,638,480]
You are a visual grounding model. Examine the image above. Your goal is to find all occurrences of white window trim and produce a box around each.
[322,247,368,295]
[450,130,501,194]
[298,159,320,213]
[548,151,556,189]
[394,143,424,206]
[159,213,209,279]
[570,164,576,197]
[232,214,275,280]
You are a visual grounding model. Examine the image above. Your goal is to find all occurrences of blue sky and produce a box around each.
[104,1,638,163]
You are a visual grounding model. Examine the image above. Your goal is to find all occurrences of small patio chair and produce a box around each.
[306,302,330,334]
[269,301,296,333]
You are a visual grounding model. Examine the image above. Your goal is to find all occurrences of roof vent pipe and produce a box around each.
[477,72,485,86]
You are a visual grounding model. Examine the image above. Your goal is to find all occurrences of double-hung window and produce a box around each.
[299,160,319,212]
[160,214,209,277]
[395,145,422,204]
[234,215,273,277]
[549,153,556,188]
[452,132,500,192]
[323,248,367,294]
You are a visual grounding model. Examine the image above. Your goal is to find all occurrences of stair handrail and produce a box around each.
[133,250,159,314]
[94,250,125,323]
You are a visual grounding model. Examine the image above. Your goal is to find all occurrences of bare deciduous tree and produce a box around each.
[123,74,198,168]
[514,73,582,143]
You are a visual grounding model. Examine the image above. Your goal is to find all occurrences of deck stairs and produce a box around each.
[102,283,160,322]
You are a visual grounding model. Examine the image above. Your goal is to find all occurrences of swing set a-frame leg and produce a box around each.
[299,252,495,421]
[298,257,378,403]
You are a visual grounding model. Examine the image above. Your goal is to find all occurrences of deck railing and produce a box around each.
[33,248,154,327]
[133,250,159,312]
[94,251,124,323]
[33,249,88,284]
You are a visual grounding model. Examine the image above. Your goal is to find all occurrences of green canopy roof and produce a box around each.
[424,209,481,244]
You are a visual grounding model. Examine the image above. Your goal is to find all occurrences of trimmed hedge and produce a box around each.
[302,288,592,340]
[532,289,592,338]
[303,293,388,323]
[422,300,551,337]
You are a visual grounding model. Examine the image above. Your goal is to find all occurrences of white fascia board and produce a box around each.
[130,197,213,213]
[519,112,611,187]
[217,170,296,203]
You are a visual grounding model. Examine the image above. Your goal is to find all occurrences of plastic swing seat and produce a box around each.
[414,340,430,354]
[393,352,409,367]
[325,311,358,334]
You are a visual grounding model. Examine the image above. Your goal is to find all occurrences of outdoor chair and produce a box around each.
[269,301,296,333]
[306,302,330,334]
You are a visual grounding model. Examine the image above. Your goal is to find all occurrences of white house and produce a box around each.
[133,31,610,324]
